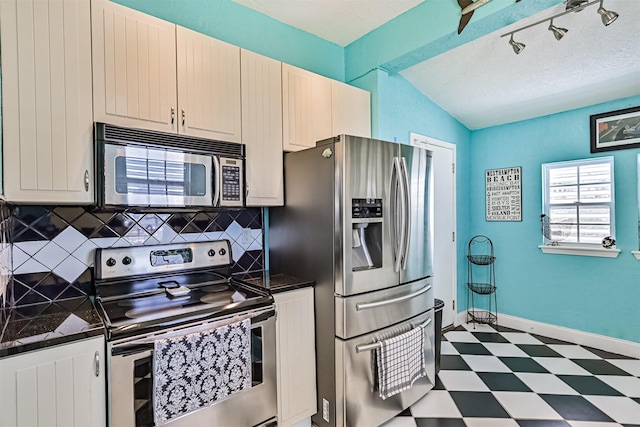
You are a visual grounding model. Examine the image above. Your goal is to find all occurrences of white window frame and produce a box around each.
[540,156,620,258]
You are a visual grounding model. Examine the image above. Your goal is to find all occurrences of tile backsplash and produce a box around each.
[2,203,264,308]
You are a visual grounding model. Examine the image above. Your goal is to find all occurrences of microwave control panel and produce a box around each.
[220,157,243,204]
[352,198,382,219]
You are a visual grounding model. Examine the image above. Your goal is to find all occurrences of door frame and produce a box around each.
[410,133,457,327]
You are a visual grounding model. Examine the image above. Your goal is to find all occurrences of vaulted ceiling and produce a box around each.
[232,0,640,129]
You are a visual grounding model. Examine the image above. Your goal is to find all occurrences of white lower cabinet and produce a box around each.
[274,287,317,427]
[0,336,106,427]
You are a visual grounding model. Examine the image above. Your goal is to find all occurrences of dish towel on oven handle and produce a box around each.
[153,318,252,426]
[376,325,427,400]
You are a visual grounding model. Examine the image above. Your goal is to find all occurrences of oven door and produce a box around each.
[103,143,213,208]
[107,308,276,427]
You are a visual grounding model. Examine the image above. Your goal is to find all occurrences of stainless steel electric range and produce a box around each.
[94,240,277,427]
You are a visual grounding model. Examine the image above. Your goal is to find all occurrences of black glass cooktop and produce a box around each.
[95,271,272,339]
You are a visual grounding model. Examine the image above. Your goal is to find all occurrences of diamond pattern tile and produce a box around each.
[3,204,263,306]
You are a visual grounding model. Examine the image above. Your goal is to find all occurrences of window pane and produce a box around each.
[549,166,577,186]
[548,224,577,243]
[549,207,577,223]
[579,184,611,203]
[579,162,610,184]
[549,186,578,204]
[579,206,610,224]
[579,225,610,243]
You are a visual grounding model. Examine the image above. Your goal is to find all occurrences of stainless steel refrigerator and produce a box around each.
[270,134,435,427]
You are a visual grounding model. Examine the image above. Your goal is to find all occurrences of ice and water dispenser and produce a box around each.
[351,198,383,270]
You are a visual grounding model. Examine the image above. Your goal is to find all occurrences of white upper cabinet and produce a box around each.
[91,0,178,133]
[0,336,106,427]
[241,50,284,206]
[177,26,242,142]
[0,0,94,204]
[282,64,333,152]
[332,80,371,138]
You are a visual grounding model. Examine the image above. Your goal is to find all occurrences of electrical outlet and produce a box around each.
[241,228,252,245]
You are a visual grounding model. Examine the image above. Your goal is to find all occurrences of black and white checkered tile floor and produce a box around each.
[381,322,640,427]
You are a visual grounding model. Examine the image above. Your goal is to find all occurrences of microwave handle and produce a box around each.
[213,156,221,207]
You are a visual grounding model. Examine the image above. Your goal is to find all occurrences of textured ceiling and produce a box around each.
[231,0,424,47]
[400,0,640,129]
[233,0,640,130]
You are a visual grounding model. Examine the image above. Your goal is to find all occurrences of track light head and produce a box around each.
[548,20,569,40]
[509,34,525,54]
[597,1,618,26]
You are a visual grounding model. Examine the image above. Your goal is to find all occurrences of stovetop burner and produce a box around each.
[94,241,273,340]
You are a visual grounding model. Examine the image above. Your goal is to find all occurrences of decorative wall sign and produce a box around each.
[486,167,522,221]
[590,106,640,153]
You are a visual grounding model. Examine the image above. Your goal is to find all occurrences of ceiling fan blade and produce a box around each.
[457,0,474,13]
[461,0,492,15]
[458,10,474,34]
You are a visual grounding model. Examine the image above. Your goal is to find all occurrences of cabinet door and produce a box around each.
[0,336,105,427]
[241,50,284,206]
[282,64,332,152]
[0,0,93,204]
[331,81,371,138]
[91,0,177,132]
[274,288,317,426]
[177,26,242,142]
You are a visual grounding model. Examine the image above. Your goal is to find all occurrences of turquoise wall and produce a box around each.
[469,96,640,342]
[113,0,344,81]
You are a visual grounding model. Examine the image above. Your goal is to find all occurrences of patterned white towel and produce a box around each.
[376,325,426,400]
[153,319,252,425]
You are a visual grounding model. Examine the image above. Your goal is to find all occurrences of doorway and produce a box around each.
[410,133,457,328]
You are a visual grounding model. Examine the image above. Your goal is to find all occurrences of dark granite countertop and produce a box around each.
[233,270,314,294]
[0,297,105,358]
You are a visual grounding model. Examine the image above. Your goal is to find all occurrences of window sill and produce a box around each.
[538,245,621,258]
[632,251,640,260]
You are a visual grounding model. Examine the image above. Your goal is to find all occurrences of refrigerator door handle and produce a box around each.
[400,157,411,269]
[356,284,432,311]
[391,157,404,272]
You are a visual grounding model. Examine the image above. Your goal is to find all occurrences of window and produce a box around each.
[542,157,615,246]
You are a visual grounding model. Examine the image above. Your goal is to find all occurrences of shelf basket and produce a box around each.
[466,255,495,265]
[467,282,496,295]
[467,310,497,325]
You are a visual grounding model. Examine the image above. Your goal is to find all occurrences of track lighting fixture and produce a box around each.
[509,34,525,54]
[597,0,619,26]
[501,0,619,54]
[548,19,568,41]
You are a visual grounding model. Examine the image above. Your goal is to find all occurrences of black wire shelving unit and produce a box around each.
[466,235,498,327]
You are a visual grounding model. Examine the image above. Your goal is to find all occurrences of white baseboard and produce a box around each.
[455,311,640,358]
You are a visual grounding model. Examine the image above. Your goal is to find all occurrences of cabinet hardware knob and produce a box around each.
[171,107,175,125]
[94,351,100,377]
[182,109,186,127]
[84,170,90,192]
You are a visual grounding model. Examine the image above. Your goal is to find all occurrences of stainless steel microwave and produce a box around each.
[95,123,244,209]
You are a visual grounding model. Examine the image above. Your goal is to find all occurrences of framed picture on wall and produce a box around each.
[590,106,640,153]
[485,167,522,221]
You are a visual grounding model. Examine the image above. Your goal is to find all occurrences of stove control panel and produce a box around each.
[95,240,233,280]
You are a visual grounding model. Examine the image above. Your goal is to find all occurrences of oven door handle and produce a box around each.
[356,317,432,353]
[355,284,431,311]
[113,347,153,358]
